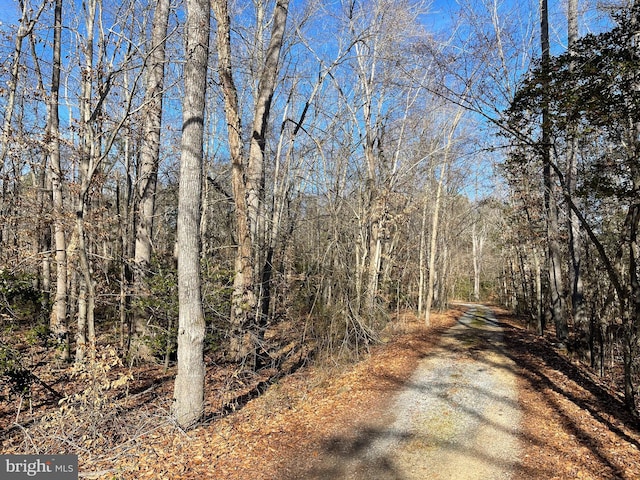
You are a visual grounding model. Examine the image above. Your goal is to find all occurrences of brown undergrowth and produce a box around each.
[1,307,461,478]
[493,307,640,480]
[4,305,638,479]
[92,308,461,479]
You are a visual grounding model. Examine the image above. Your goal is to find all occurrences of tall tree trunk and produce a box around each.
[213,0,256,363]
[75,0,98,363]
[623,0,640,413]
[134,0,171,275]
[627,196,640,412]
[357,34,384,316]
[424,161,446,326]
[247,0,290,328]
[48,0,70,361]
[566,0,588,359]
[172,0,209,428]
[213,0,289,365]
[472,222,484,302]
[246,0,290,244]
[417,192,428,314]
[131,0,171,355]
[541,0,567,342]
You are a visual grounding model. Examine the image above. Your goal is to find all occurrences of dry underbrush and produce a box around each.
[0,307,458,472]
[8,305,636,479]
[494,308,640,480]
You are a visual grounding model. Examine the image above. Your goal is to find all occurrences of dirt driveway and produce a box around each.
[299,304,521,479]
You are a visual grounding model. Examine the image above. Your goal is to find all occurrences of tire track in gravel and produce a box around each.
[303,304,521,480]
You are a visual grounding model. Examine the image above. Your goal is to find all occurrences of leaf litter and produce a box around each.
[2,305,639,479]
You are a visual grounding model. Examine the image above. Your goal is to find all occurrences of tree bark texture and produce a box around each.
[134,0,171,276]
[623,0,640,412]
[213,0,256,363]
[246,0,290,248]
[48,0,70,361]
[172,0,209,427]
[247,0,290,333]
[472,222,484,302]
[213,0,289,365]
[131,0,171,355]
[565,0,589,359]
[75,0,98,363]
[424,161,446,326]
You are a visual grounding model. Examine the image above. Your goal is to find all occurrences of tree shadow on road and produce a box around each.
[292,427,410,480]
[494,309,640,479]
[285,305,543,480]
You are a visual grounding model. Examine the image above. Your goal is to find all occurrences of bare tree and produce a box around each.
[423,157,446,326]
[213,0,255,363]
[172,0,209,427]
[74,0,100,362]
[472,221,485,302]
[47,0,70,361]
[0,1,47,255]
[131,0,172,356]
[423,106,466,325]
[336,0,432,318]
[213,0,290,365]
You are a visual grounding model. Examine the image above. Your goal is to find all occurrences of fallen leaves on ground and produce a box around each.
[494,308,640,480]
[84,308,461,479]
[4,305,640,479]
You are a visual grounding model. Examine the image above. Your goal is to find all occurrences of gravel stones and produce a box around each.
[347,305,522,479]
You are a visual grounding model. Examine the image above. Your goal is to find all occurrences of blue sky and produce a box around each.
[0,0,20,26]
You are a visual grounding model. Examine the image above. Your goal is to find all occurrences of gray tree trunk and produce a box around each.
[213,0,256,363]
[75,0,98,363]
[247,0,290,330]
[213,0,289,365]
[134,0,171,277]
[131,0,171,356]
[472,222,485,302]
[48,0,70,361]
[417,193,428,315]
[246,0,290,245]
[566,0,588,359]
[424,161,446,326]
[623,0,639,412]
[172,0,209,428]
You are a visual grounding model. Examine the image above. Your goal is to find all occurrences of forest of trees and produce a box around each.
[0,0,638,427]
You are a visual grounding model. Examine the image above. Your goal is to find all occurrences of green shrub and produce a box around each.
[135,261,179,361]
[0,344,32,397]
[0,270,42,320]
[26,323,51,346]
[202,263,233,353]
[134,260,234,361]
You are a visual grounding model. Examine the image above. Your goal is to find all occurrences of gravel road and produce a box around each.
[306,304,521,479]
